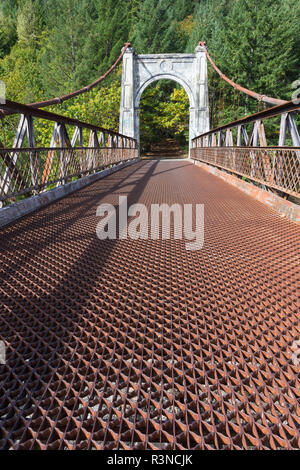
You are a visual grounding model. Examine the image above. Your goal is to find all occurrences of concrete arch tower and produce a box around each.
[119,43,210,156]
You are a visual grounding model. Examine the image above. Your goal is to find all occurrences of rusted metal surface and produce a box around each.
[191,146,300,199]
[0,161,299,450]
[192,159,300,224]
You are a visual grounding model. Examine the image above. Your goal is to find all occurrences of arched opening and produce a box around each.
[137,79,190,159]
[119,49,210,153]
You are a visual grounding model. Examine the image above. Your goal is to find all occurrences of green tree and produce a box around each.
[79,0,131,81]
[0,0,18,58]
[40,0,94,96]
[187,0,300,132]
[17,0,44,44]
[139,80,189,151]
[133,0,177,53]
[186,0,227,56]
[0,0,299,149]
[221,0,300,100]
[0,0,45,101]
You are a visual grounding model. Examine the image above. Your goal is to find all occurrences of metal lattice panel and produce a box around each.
[0,161,299,450]
[191,147,300,198]
[0,146,138,205]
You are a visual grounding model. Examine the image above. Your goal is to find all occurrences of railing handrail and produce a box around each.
[191,146,300,199]
[0,146,135,152]
[0,99,137,142]
[190,145,300,150]
[192,99,300,141]
[0,143,138,206]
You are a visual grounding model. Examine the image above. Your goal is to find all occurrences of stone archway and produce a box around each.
[119,44,210,156]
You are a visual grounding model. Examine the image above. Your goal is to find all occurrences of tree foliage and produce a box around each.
[0,0,298,149]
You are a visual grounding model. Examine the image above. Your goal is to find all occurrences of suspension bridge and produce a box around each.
[0,42,299,450]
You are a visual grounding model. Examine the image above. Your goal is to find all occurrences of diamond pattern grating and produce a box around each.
[0,161,299,450]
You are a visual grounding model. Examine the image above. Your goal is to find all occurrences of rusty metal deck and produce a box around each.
[0,161,299,450]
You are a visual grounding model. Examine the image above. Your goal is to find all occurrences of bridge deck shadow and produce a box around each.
[0,160,299,450]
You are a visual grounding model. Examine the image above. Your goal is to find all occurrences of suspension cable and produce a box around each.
[1,42,132,116]
[198,41,287,106]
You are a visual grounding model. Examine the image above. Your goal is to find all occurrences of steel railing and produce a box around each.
[0,100,138,206]
[191,146,300,198]
[191,100,300,198]
[0,146,138,205]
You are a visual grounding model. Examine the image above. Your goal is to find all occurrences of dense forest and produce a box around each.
[0,0,299,150]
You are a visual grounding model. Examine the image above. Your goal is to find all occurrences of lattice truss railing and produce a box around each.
[191,100,300,198]
[0,43,136,207]
[0,101,137,206]
[191,147,299,198]
[190,42,300,199]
